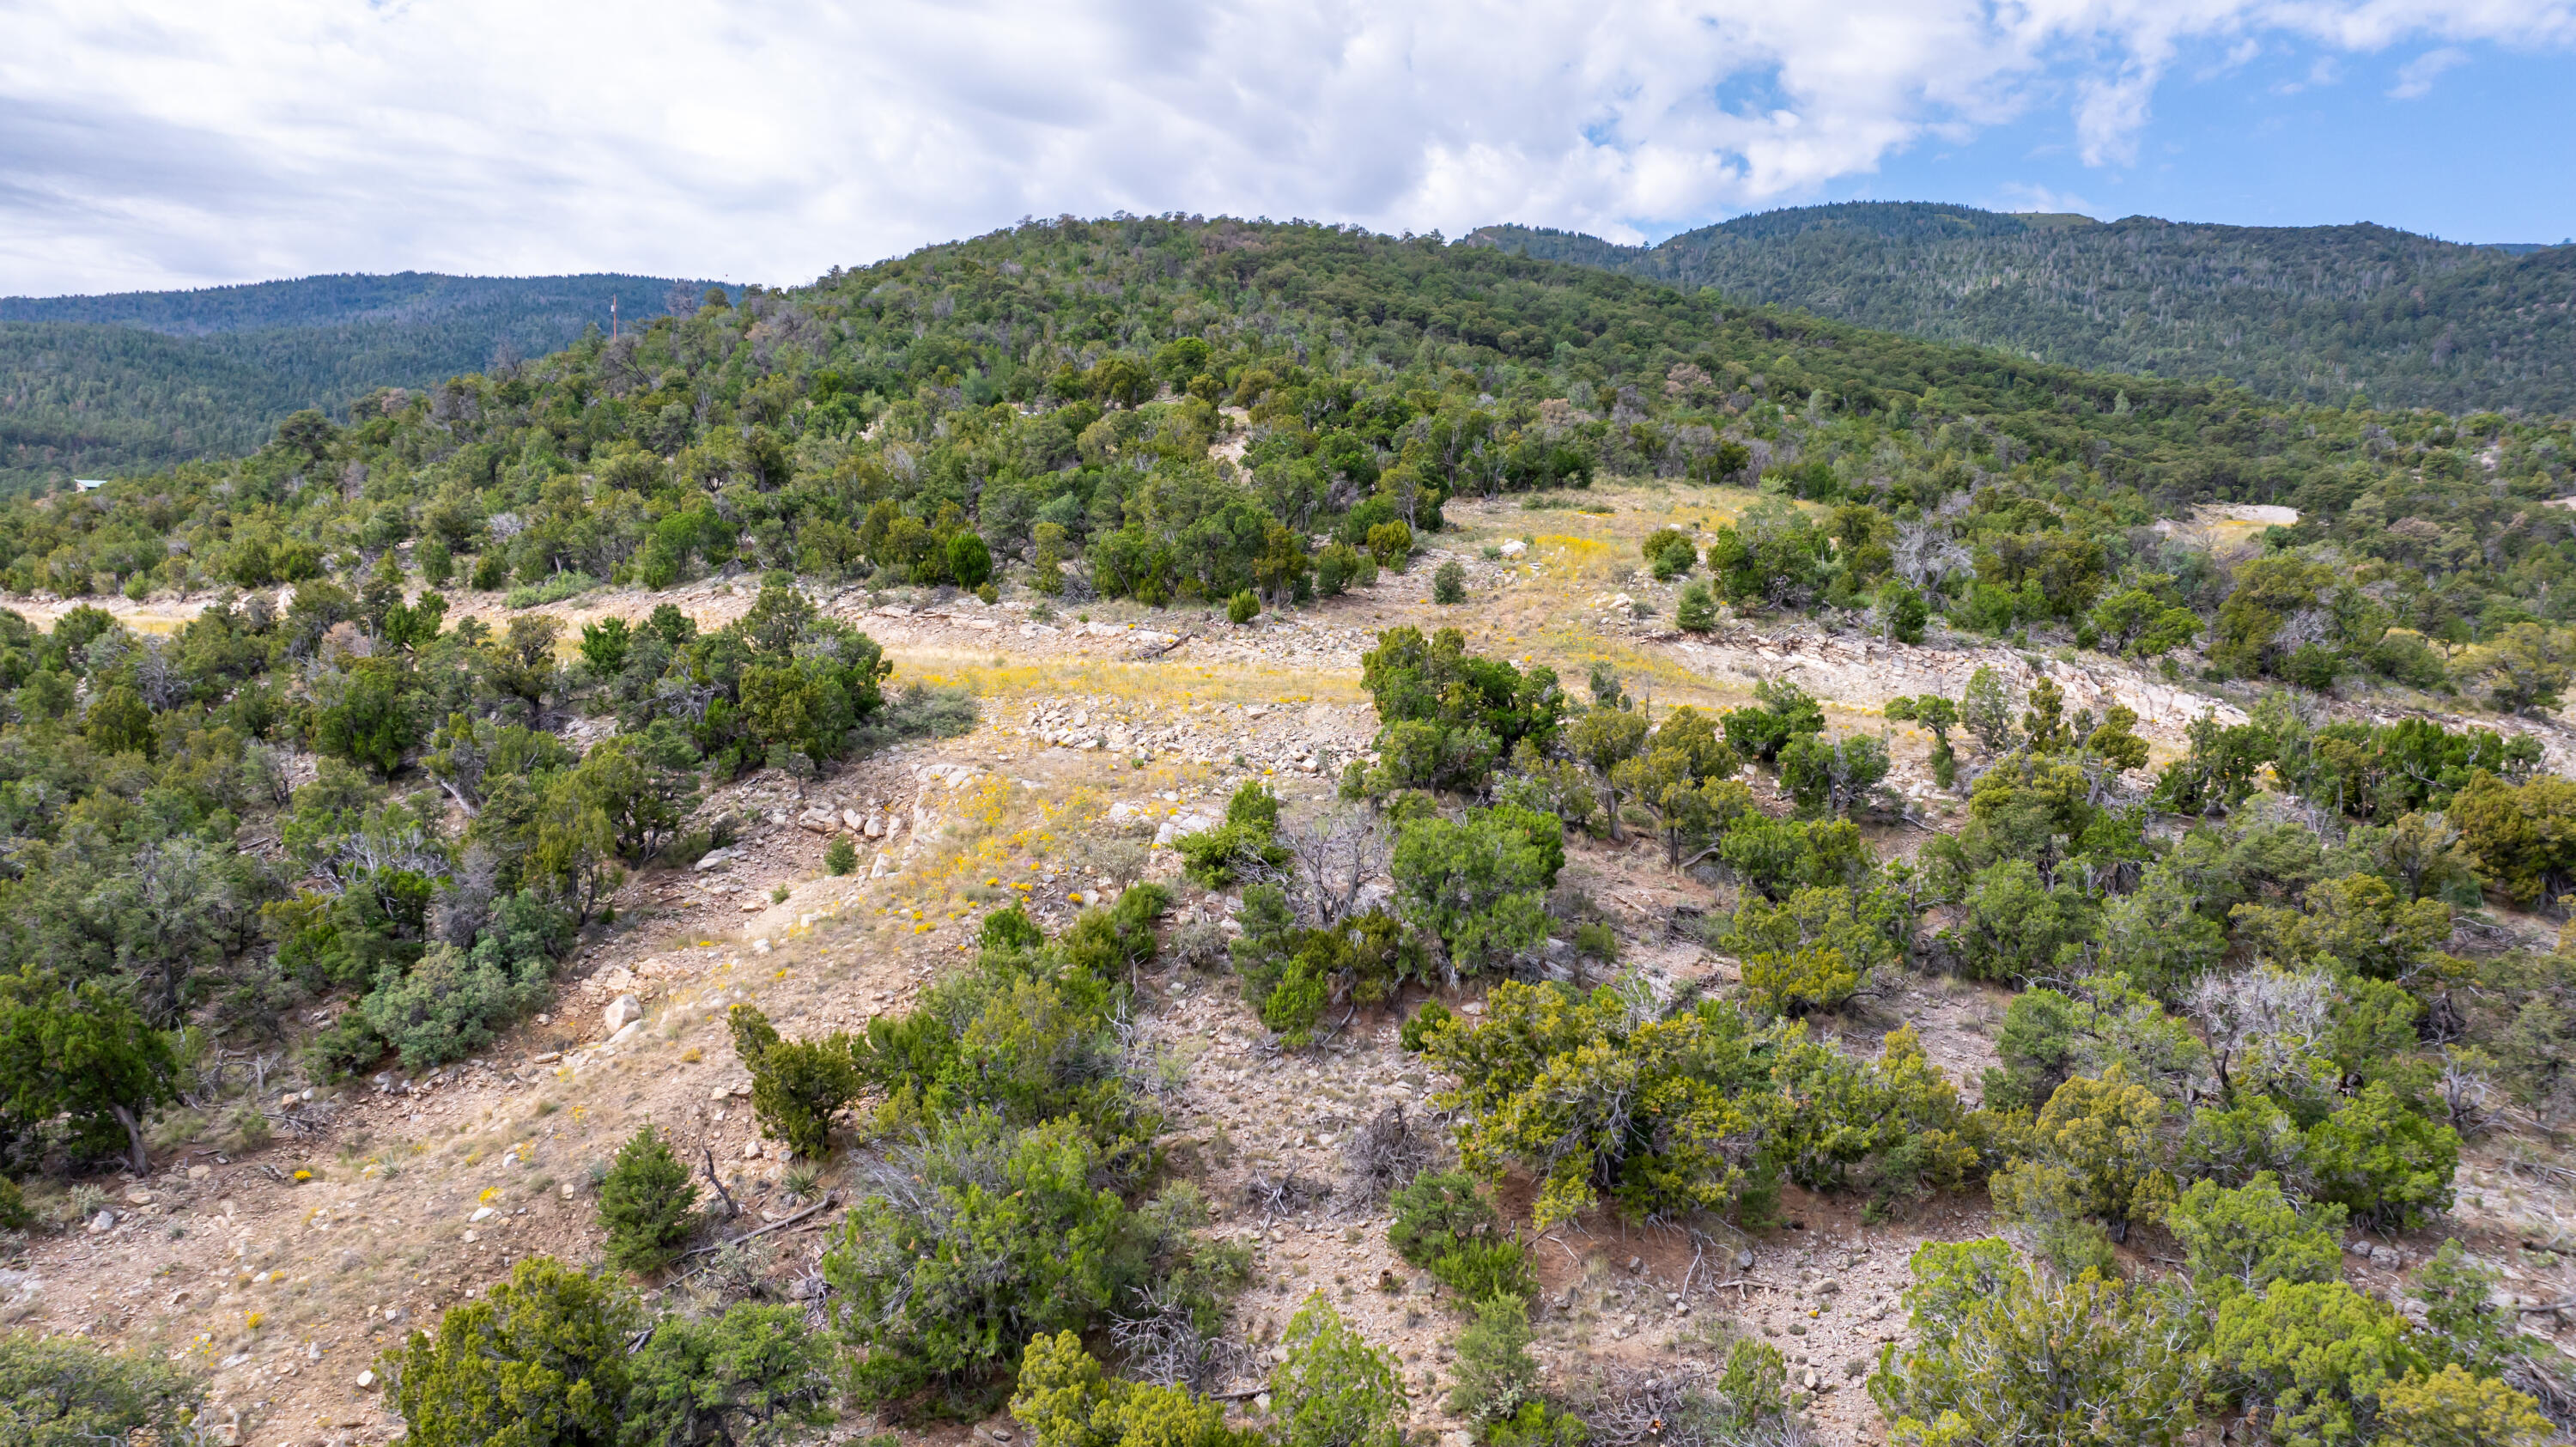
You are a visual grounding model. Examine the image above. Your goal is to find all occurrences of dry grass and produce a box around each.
[888,645,1367,707]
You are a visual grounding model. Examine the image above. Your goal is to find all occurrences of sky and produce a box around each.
[3,0,2573,297]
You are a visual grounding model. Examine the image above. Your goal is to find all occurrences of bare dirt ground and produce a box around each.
[9,479,2576,1447]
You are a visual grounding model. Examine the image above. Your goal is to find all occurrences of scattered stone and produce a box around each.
[357,1369,377,1389]
[469,1207,495,1223]
[87,1210,115,1233]
[604,994,643,1033]
[743,1141,763,1159]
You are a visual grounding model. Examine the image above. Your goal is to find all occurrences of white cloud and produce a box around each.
[1990,182,2103,216]
[0,0,2569,294]
[2389,46,2470,94]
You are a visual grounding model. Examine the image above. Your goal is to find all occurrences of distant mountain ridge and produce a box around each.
[1467,203,2576,416]
[0,271,714,492]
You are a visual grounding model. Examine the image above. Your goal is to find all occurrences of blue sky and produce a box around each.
[1837,40,2576,245]
[3,2,2573,295]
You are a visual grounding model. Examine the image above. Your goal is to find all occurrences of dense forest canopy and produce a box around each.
[1471,202,2576,416]
[0,272,707,492]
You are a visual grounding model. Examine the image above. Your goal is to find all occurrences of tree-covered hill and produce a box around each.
[10,213,2573,706]
[1469,203,2576,416]
[0,272,705,491]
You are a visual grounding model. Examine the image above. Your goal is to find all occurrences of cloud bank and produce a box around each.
[2,0,2571,294]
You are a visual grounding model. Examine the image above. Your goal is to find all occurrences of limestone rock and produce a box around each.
[604,994,643,1033]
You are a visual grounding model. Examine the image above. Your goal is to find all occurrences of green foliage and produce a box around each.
[1715,813,1869,903]
[1386,1171,1535,1303]
[1640,527,1698,581]
[1481,1400,1589,1447]
[981,906,1045,951]
[823,1116,1227,1414]
[1388,1170,1501,1264]
[572,723,701,866]
[386,1255,643,1447]
[1358,629,1563,795]
[2377,1365,2554,1447]
[598,1125,700,1275]
[0,1174,26,1230]
[1705,498,1827,610]
[1366,521,1414,570]
[1674,581,1716,632]
[385,1255,829,1447]
[1952,859,2097,983]
[2451,770,2576,908]
[1391,806,1560,977]
[2209,1279,2421,1447]
[2092,862,2227,999]
[1777,732,1890,818]
[1177,781,1288,888]
[358,927,554,1073]
[1401,980,1932,1228]
[0,1329,205,1447]
[1870,1238,2202,1447]
[1765,1024,1983,1201]
[1232,896,1415,1047]
[1268,1294,1407,1447]
[0,982,179,1173]
[1432,560,1467,605]
[2304,1083,2460,1229]
[1996,1069,2176,1231]
[1719,883,1902,1018]
[1226,589,1261,625]
[623,1303,836,1447]
[1864,579,1926,644]
[728,1005,860,1158]
[947,532,993,591]
[1713,1338,1791,1426]
[1448,1293,1541,1424]
[1012,1333,1256,1447]
[1059,884,1171,984]
[1721,678,1825,763]
[2168,1173,2346,1300]
[2159,711,2540,827]
[825,835,858,875]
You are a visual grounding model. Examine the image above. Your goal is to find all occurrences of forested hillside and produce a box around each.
[0,272,699,492]
[8,215,2576,1446]
[1473,203,2576,416]
[9,215,2573,687]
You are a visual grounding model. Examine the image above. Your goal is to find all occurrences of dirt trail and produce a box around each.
[10,480,2574,1447]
